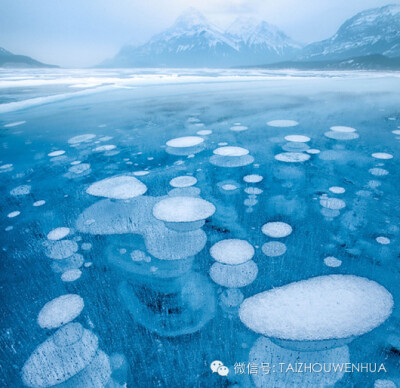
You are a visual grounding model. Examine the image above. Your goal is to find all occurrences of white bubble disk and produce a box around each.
[221,184,238,191]
[275,152,310,163]
[44,240,79,260]
[372,153,393,160]
[166,136,204,148]
[37,294,84,329]
[213,146,249,157]
[133,170,149,176]
[7,211,20,218]
[48,150,65,157]
[10,185,31,196]
[329,186,345,194]
[307,149,320,154]
[325,131,359,140]
[47,227,70,241]
[324,256,342,268]
[284,135,310,143]
[267,120,298,127]
[369,168,389,176]
[4,121,26,128]
[376,236,390,245]
[330,126,357,133]
[245,187,263,195]
[243,174,263,183]
[197,129,212,135]
[210,260,258,288]
[33,200,46,207]
[68,163,90,174]
[153,197,215,223]
[262,222,292,238]
[262,241,287,257]
[93,144,116,151]
[169,176,197,188]
[210,239,254,265]
[239,275,393,341]
[68,134,96,144]
[392,130,400,135]
[61,269,82,282]
[230,125,248,132]
[244,198,258,206]
[86,176,147,199]
[320,197,346,210]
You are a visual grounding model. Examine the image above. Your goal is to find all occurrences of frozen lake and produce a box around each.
[0,69,399,387]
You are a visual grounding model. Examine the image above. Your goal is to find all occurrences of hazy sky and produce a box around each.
[0,0,395,67]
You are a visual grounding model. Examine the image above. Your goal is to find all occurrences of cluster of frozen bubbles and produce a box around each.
[2,116,397,388]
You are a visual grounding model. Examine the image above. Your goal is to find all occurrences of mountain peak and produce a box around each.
[173,7,209,29]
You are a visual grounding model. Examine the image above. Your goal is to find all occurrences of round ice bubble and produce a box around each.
[262,241,287,257]
[68,134,96,144]
[197,129,212,136]
[329,186,345,194]
[10,185,31,196]
[239,275,393,341]
[7,211,20,218]
[48,150,65,157]
[243,174,263,183]
[152,197,215,223]
[262,222,292,238]
[330,126,357,133]
[86,175,147,199]
[325,131,359,140]
[166,136,204,148]
[230,125,248,132]
[37,294,84,329]
[284,135,310,143]
[210,239,254,265]
[320,197,346,210]
[372,152,393,160]
[376,236,390,245]
[61,269,82,282]
[275,152,310,163]
[47,227,70,241]
[210,260,258,288]
[369,168,389,176]
[245,187,263,195]
[44,240,78,260]
[267,120,299,127]
[169,176,197,188]
[213,146,249,157]
[93,144,116,151]
[324,256,342,268]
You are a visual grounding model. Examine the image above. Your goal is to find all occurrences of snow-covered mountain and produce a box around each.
[0,47,57,68]
[101,8,301,68]
[299,4,400,60]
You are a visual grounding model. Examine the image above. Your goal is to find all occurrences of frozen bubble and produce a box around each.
[22,323,98,387]
[61,269,82,282]
[4,120,26,128]
[7,211,20,218]
[284,135,310,142]
[47,227,70,241]
[325,131,359,140]
[321,208,340,218]
[5,226,13,231]
[188,117,200,123]
[282,142,309,152]
[48,150,65,157]
[169,175,197,188]
[81,243,92,251]
[68,134,96,144]
[267,120,298,127]
[51,253,84,273]
[220,288,244,308]
[153,196,215,223]
[376,236,390,245]
[306,148,320,154]
[262,222,292,238]
[230,125,248,132]
[245,187,263,195]
[210,153,254,167]
[86,175,147,199]
[374,379,397,388]
[0,163,13,171]
[130,250,151,262]
[166,136,204,148]
[330,126,357,133]
[324,256,342,268]
[33,200,46,207]
[213,146,249,157]
[93,144,116,151]
[243,174,263,183]
[68,163,91,174]
[329,186,345,194]
[369,168,389,176]
[37,294,84,329]
[372,152,393,160]
[71,161,81,165]
[320,197,346,210]
[392,130,400,135]
[210,239,254,265]
[10,185,31,196]
[221,184,238,191]
[133,170,149,176]
[244,198,258,206]
[210,260,258,288]
[44,240,78,260]
[197,129,212,135]
[168,187,201,197]
[262,241,287,257]
[275,152,310,163]
[239,275,393,340]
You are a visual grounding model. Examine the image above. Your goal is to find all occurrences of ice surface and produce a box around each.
[86,176,147,199]
[169,176,197,188]
[275,152,310,162]
[210,260,258,288]
[37,294,84,329]
[210,239,254,265]
[284,135,310,142]
[262,241,287,257]
[47,227,70,241]
[152,197,215,222]
[239,275,393,340]
[261,221,292,238]
[267,120,298,127]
